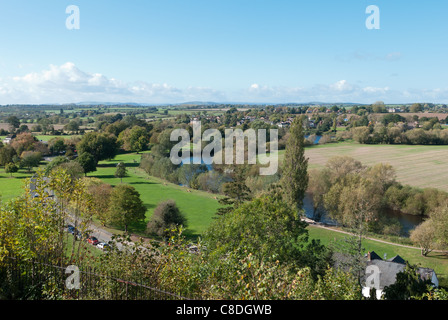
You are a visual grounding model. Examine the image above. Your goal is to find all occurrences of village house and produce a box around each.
[362,251,438,299]
[2,134,15,145]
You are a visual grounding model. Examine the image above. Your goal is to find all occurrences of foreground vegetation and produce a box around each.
[308,226,448,287]
[1,103,448,300]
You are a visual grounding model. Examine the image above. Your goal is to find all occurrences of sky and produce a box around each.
[0,0,447,105]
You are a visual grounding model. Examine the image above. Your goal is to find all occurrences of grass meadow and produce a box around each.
[91,152,222,239]
[0,151,222,240]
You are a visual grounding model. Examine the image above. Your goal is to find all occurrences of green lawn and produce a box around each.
[0,169,36,201]
[91,152,222,239]
[308,225,448,287]
[0,152,222,240]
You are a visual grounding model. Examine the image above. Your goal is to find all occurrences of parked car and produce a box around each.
[67,225,75,234]
[75,231,88,241]
[97,242,110,250]
[87,236,99,245]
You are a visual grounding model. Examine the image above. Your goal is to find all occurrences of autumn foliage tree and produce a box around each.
[86,180,113,226]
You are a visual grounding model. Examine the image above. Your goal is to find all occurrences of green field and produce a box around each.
[0,170,35,201]
[308,225,448,287]
[0,152,222,239]
[34,135,80,142]
[2,135,79,142]
[86,152,222,238]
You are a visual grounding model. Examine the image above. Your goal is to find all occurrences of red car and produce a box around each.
[87,236,99,245]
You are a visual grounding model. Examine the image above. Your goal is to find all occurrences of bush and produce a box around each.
[146,200,187,238]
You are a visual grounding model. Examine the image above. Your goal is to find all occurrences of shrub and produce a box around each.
[146,200,187,238]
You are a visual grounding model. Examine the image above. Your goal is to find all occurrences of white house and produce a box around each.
[362,251,438,299]
[2,134,15,145]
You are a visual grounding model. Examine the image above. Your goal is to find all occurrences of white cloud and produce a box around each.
[0,63,447,104]
[238,80,448,104]
[330,80,354,92]
[0,62,226,104]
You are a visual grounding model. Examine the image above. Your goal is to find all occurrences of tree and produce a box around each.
[45,156,69,175]
[76,132,119,165]
[114,162,127,183]
[324,176,382,283]
[48,137,67,155]
[429,204,448,252]
[410,103,423,113]
[410,220,435,257]
[0,169,68,263]
[280,116,309,211]
[0,145,17,166]
[383,263,433,300]
[10,132,38,155]
[364,163,396,193]
[7,116,20,130]
[58,161,85,180]
[206,191,330,278]
[5,162,18,177]
[76,152,97,176]
[308,168,331,221]
[118,126,150,153]
[146,200,187,238]
[107,184,146,233]
[20,151,42,172]
[216,166,252,216]
[64,120,80,134]
[86,181,113,226]
[351,126,371,144]
[150,129,177,158]
[325,156,364,184]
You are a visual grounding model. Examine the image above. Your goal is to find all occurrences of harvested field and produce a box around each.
[264,142,448,192]
[304,142,448,192]
[0,123,66,131]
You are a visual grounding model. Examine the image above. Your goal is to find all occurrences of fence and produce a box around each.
[0,256,193,300]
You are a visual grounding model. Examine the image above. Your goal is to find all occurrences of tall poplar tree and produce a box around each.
[280,116,309,212]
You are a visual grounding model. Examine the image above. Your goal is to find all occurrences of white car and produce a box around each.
[97,242,110,250]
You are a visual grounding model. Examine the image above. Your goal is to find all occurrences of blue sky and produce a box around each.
[0,0,447,104]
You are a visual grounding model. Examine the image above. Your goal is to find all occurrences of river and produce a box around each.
[181,155,423,237]
[303,194,424,237]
